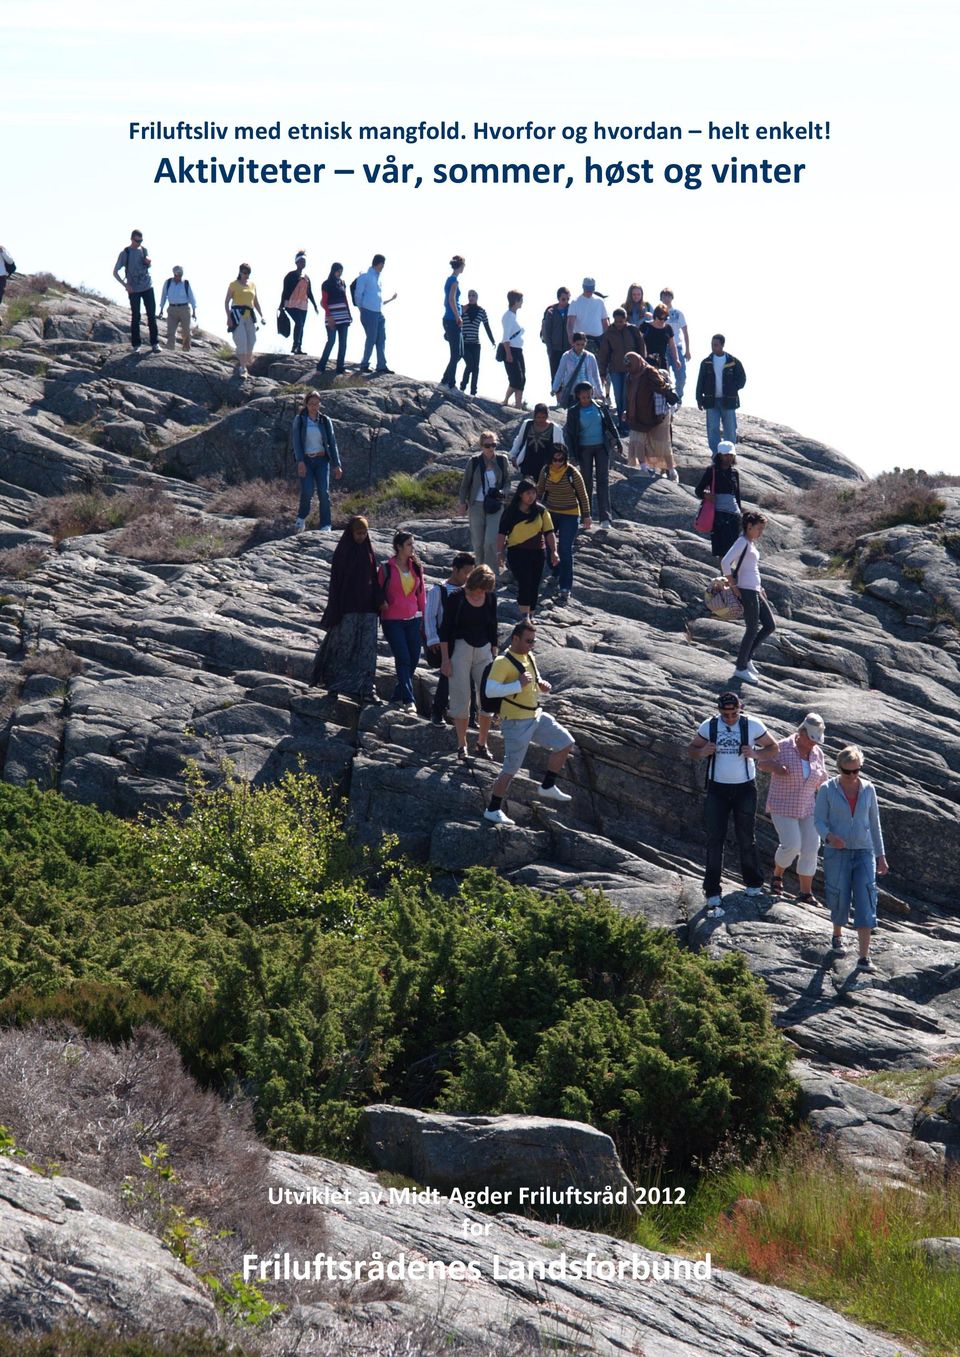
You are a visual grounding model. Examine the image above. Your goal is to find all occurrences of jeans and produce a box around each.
[703,780,763,896]
[609,371,627,431]
[669,351,687,402]
[381,617,422,704]
[735,588,776,671]
[297,457,331,528]
[319,323,349,372]
[705,405,737,453]
[577,444,610,520]
[551,514,579,592]
[823,847,878,930]
[360,307,387,370]
[460,341,481,393]
[287,307,307,352]
[441,318,462,387]
[129,288,158,347]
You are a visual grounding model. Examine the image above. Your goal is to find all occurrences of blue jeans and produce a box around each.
[705,405,737,453]
[669,351,686,402]
[609,371,627,431]
[381,616,421,704]
[551,514,579,593]
[441,318,462,387]
[319,322,349,371]
[823,847,878,930]
[360,307,387,370]
[297,457,331,528]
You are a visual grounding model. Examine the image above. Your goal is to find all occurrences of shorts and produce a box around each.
[499,710,574,777]
[823,846,878,930]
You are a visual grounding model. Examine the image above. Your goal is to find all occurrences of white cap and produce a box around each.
[801,713,826,743]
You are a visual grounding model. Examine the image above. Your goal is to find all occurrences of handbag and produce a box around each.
[277,308,291,338]
[495,327,522,363]
[484,488,505,515]
[557,351,587,407]
[703,578,744,621]
[694,469,716,534]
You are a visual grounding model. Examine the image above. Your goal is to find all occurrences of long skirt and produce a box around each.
[313,612,378,697]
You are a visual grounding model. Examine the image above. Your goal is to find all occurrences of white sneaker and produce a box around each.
[483,808,515,825]
[667,469,679,482]
[294,518,305,533]
[320,524,333,533]
[705,895,723,910]
[746,661,760,677]
[600,518,612,529]
[744,886,765,898]
[734,668,760,685]
[538,783,572,803]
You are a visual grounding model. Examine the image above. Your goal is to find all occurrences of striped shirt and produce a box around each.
[535,463,590,517]
[461,305,494,346]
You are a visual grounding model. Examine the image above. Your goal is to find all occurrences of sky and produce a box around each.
[2,0,957,476]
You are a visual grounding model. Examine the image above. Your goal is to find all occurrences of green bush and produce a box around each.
[337,468,461,524]
[0,780,795,1172]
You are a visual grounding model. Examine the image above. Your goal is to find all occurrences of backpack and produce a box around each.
[2,256,15,277]
[479,651,528,715]
[703,714,750,786]
[349,276,359,305]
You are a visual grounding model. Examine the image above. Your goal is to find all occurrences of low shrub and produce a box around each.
[0,545,47,579]
[32,485,169,541]
[336,468,461,525]
[204,478,293,520]
[21,647,84,680]
[783,468,953,557]
[112,511,250,562]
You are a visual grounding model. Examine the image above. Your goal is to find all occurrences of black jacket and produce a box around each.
[564,401,622,461]
[281,269,318,311]
[695,463,741,506]
[540,303,570,353]
[695,352,746,410]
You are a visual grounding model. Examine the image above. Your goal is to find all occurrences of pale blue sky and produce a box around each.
[3,0,957,475]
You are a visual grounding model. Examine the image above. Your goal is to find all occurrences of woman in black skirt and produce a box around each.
[496,479,559,618]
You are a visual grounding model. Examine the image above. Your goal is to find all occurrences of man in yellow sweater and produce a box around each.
[483,620,576,826]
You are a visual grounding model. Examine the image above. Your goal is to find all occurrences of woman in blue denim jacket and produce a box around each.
[814,744,889,972]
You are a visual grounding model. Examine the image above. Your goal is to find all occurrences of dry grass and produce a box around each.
[21,648,84,680]
[778,468,956,557]
[203,478,294,520]
[32,485,170,542]
[112,511,250,563]
[0,545,48,579]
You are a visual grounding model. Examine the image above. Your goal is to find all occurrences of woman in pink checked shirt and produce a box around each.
[761,712,829,903]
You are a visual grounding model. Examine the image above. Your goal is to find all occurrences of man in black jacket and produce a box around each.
[540,286,571,383]
[564,382,621,528]
[280,252,319,355]
[695,334,747,453]
[597,309,645,434]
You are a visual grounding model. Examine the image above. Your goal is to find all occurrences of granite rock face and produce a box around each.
[3,280,960,1195]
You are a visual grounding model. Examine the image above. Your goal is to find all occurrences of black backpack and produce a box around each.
[349,276,359,305]
[704,714,750,785]
[480,652,530,715]
[3,256,15,276]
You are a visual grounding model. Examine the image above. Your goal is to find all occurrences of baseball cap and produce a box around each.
[802,713,826,742]
[717,440,737,457]
[582,276,596,290]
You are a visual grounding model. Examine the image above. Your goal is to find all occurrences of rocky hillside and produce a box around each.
[2,277,960,1352]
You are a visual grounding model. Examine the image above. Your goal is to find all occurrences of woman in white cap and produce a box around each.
[761,713,829,903]
[695,439,742,560]
[814,745,889,972]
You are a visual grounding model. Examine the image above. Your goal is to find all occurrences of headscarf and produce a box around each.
[319,516,378,629]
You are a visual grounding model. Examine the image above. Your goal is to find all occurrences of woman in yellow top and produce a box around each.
[534,447,590,606]
[223,263,265,380]
[496,479,559,618]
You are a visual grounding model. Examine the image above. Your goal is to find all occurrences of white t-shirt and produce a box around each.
[569,294,609,337]
[721,536,761,591]
[501,311,524,348]
[475,464,499,503]
[697,715,768,784]
[712,352,726,398]
[666,307,687,350]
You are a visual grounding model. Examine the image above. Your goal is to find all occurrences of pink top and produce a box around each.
[764,734,828,818]
[378,557,426,620]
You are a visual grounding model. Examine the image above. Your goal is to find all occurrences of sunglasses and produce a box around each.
[839,767,861,775]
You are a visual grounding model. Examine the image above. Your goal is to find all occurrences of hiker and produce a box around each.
[496,479,559,618]
[280,251,318,355]
[457,434,512,578]
[292,390,342,532]
[355,254,396,374]
[534,446,590,606]
[814,745,889,972]
[423,551,477,726]
[223,263,265,379]
[695,440,742,559]
[639,303,679,372]
[501,290,526,408]
[622,282,652,327]
[540,286,571,383]
[660,288,691,403]
[510,404,565,484]
[158,266,197,351]
[0,245,15,312]
[722,510,776,684]
[623,350,677,477]
[566,277,609,353]
[687,691,779,916]
[438,564,498,761]
[597,309,645,434]
[318,263,352,374]
[459,290,496,395]
[378,530,426,712]
[314,515,381,706]
[551,333,603,408]
[696,334,747,453]
[441,254,465,389]
[483,619,575,825]
[761,713,829,903]
[564,381,621,528]
[112,229,159,351]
